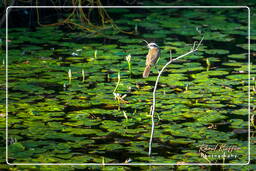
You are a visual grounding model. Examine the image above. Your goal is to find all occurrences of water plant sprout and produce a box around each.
[126,54,132,77]
[94,50,98,59]
[113,71,120,94]
[148,35,204,156]
[113,72,122,110]
[68,69,72,84]
[206,58,211,71]
[82,69,85,82]
[123,111,128,120]
[63,83,66,91]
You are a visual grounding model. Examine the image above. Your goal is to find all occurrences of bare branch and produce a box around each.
[196,27,202,35]
[191,41,197,51]
[148,35,204,156]
[195,35,204,50]
[143,40,149,45]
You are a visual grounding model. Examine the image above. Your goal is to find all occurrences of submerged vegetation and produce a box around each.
[0,4,255,171]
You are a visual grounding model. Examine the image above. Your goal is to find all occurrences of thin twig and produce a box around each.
[148,36,204,156]
[192,41,197,51]
[170,50,172,61]
[143,40,149,45]
[196,36,204,50]
[113,72,120,94]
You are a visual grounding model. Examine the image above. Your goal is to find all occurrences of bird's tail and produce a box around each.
[143,65,151,78]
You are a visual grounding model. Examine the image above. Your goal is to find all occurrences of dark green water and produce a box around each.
[0,7,255,170]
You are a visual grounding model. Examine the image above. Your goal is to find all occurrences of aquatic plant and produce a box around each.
[4,6,251,166]
[112,72,125,110]
[113,72,120,94]
[68,69,72,84]
[206,58,211,71]
[82,69,85,82]
[113,93,128,111]
[63,83,67,91]
[94,50,98,59]
[251,115,255,129]
[126,54,132,77]
[123,111,128,120]
[253,77,256,92]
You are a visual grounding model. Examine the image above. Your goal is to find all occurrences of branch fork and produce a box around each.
[148,36,204,156]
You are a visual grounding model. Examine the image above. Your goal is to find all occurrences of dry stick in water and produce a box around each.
[148,36,204,156]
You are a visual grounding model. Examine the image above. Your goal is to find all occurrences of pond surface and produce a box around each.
[0,7,255,166]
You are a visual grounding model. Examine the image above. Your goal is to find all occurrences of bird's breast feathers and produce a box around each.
[146,48,159,66]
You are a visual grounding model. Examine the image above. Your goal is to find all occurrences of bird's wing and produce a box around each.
[146,48,159,66]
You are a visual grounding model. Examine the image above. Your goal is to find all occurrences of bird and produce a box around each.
[143,42,160,78]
